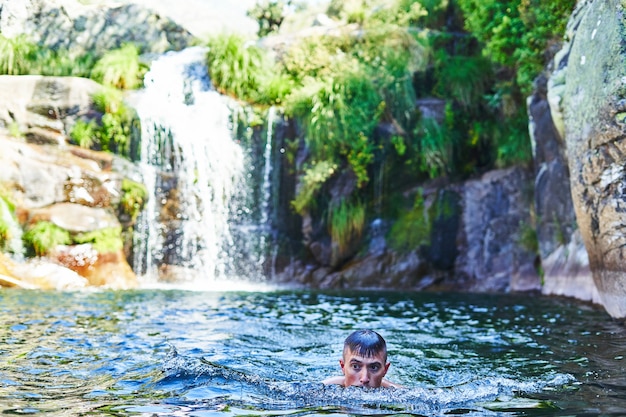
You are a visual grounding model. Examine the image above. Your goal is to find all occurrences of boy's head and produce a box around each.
[342,329,388,361]
[339,330,390,387]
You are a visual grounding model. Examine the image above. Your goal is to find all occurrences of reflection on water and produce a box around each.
[0,289,624,416]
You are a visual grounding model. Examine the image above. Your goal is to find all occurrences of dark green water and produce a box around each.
[0,289,624,416]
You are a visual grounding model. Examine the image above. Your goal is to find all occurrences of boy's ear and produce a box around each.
[339,359,346,374]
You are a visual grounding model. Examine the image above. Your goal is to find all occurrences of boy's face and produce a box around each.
[339,347,390,388]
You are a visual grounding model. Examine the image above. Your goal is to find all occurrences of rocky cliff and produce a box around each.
[545,0,626,318]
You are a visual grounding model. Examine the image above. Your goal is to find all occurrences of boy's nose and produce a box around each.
[359,369,370,385]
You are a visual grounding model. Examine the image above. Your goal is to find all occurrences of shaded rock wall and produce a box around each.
[549,0,626,318]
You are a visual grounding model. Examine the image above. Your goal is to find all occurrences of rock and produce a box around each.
[455,166,540,292]
[556,0,626,318]
[50,244,136,288]
[9,258,89,290]
[0,0,193,57]
[529,71,590,298]
[28,202,120,233]
[0,75,102,139]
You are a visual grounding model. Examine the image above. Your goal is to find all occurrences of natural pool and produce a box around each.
[0,288,624,416]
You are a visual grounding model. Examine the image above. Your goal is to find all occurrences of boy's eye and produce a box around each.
[351,364,361,370]
[369,365,380,371]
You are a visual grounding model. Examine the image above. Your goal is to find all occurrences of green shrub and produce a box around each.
[120,179,148,222]
[70,119,97,149]
[206,34,273,103]
[328,198,365,258]
[23,222,71,256]
[0,34,37,75]
[91,87,137,157]
[31,48,96,77]
[91,43,147,90]
[74,227,123,253]
[291,161,338,215]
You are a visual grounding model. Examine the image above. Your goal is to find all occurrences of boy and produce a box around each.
[322,329,403,388]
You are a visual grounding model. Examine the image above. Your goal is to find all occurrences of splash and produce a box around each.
[158,347,574,415]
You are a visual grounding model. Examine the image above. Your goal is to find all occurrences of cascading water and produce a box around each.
[131,46,268,289]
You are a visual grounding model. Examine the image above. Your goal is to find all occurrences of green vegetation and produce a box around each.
[120,179,148,222]
[0,36,144,160]
[206,34,275,104]
[388,190,431,251]
[23,222,71,257]
[23,221,124,256]
[90,43,147,90]
[69,87,138,158]
[74,227,124,253]
[205,0,575,255]
[0,195,16,252]
[328,198,365,259]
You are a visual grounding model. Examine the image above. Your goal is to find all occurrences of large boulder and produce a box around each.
[550,0,626,318]
[0,75,102,143]
[0,0,193,56]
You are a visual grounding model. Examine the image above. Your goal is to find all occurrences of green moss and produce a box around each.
[518,222,539,253]
[388,190,431,252]
[23,222,72,257]
[74,227,124,254]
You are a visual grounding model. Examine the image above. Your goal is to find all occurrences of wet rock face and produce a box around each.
[454,167,540,293]
[555,0,626,317]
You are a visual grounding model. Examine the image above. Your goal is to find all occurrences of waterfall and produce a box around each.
[260,107,276,226]
[131,46,267,289]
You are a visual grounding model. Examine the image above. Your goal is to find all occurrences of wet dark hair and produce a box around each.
[343,329,387,360]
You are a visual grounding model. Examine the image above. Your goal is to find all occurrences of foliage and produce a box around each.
[328,198,365,258]
[0,196,14,251]
[247,0,291,37]
[23,222,71,257]
[8,121,22,138]
[32,48,96,77]
[74,227,124,253]
[90,43,147,90]
[456,0,576,94]
[433,51,493,111]
[291,161,337,214]
[285,65,383,187]
[70,119,97,149]
[206,34,274,103]
[416,115,453,178]
[0,34,96,77]
[120,179,148,222]
[388,190,430,252]
[206,0,575,253]
[0,34,37,75]
[518,221,538,253]
[91,87,137,157]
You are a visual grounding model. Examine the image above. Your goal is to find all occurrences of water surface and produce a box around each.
[1,289,624,416]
